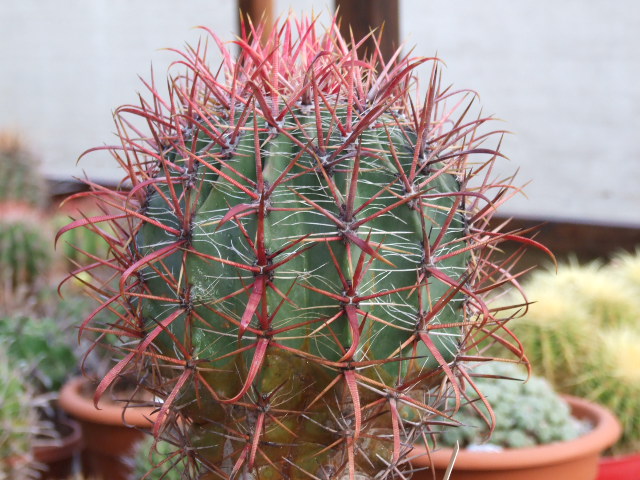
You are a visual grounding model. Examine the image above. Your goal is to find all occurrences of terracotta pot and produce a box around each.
[33,416,83,479]
[59,376,157,480]
[597,451,640,480]
[411,395,621,480]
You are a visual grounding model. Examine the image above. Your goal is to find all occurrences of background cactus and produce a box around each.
[0,204,52,299]
[0,134,52,303]
[505,259,640,389]
[506,250,640,455]
[575,327,640,455]
[609,247,640,290]
[61,17,547,479]
[0,133,48,209]
[439,362,583,449]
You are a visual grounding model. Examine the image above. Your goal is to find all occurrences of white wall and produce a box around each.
[2,1,639,226]
[400,1,640,226]
[2,1,235,182]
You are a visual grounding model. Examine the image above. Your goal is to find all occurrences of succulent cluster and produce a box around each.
[439,362,582,449]
[508,250,640,455]
[62,17,546,479]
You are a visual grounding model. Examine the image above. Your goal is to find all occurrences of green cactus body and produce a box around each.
[64,17,545,479]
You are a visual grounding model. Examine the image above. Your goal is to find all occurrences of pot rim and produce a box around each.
[411,395,622,471]
[33,416,83,463]
[58,376,157,427]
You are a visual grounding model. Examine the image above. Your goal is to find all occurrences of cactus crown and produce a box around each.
[61,16,547,479]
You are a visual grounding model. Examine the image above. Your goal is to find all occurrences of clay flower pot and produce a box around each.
[58,376,157,480]
[33,416,83,479]
[411,396,621,480]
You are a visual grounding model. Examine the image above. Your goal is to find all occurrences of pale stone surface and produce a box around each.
[1,1,638,225]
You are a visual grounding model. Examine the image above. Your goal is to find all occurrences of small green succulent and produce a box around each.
[439,362,583,449]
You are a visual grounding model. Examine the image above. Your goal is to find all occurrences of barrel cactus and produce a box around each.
[60,17,548,479]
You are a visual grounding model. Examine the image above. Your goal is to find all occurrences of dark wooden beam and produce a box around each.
[490,215,640,273]
[334,0,400,62]
[238,0,274,44]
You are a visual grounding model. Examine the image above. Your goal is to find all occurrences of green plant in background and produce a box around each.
[506,259,640,389]
[0,316,77,392]
[575,327,640,455]
[0,348,40,480]
[0,133,48,209]
[507,250,640,456]
[439,362,583,449]
[61,17,548,479]
[0,134,52,303]
[0,206,52,299]
[609,247,640,290]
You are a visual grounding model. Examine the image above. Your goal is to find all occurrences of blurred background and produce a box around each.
[1,0,639,254]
